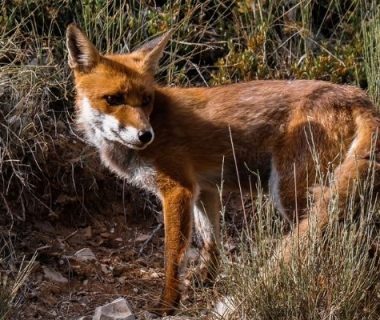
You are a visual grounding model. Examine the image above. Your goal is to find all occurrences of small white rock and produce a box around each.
[213,295,236,318]
[93,297,135,320]
[42,266,68,284]
[101,264,110,274]
[73,248,97,262]
[118,276,126,283]
[135,234,150,242]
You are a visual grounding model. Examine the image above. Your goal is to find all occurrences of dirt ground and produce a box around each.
[2,183,232,319]
[8,209,161,318]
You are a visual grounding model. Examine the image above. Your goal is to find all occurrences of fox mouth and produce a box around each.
[125,142,150,150]
[111,129,152,150]
[104,138,148,150]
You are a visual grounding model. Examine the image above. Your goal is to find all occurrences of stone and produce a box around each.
[93,298,135,320]
[135,233,150,242]
[213,295,236,318]
[42,266,68,284]
[73,248,97,262]
[82,226,92,239]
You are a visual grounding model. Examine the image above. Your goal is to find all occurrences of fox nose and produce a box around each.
[138,130,153,144]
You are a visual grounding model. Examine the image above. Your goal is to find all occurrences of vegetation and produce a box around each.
[363,0,380,105]
[0,0,379,318]
[213,171,380,319]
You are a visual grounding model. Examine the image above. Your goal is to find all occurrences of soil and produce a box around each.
[1,181,232,319]
[8,206,165,319]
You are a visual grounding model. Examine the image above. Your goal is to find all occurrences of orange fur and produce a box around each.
[66,24,380,315]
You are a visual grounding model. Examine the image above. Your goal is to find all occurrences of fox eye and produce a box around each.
[105,94,124,106]
[141,94,152,107]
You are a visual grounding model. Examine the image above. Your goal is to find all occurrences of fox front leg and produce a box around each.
[153,176,196,315]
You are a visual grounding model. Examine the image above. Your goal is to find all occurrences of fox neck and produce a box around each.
[151,85,207,120]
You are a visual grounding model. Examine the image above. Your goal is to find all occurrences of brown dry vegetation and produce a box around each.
[0,1,380,319]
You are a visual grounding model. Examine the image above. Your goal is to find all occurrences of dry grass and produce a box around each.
[212,177,380,319]
[362,1,380,105]
[0,237,37,320]
[0,0,379,318]
[209,128,380,319]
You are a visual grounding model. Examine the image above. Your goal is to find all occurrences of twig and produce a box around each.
[139,223,163,256]
[63,230,78,242]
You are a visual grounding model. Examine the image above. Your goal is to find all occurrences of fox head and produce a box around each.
[66,24,171,150]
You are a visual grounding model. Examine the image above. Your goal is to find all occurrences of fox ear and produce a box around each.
[66,23,100,72]
[134,31,172,74]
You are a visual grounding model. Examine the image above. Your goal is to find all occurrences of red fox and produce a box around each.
[66,24,380,315]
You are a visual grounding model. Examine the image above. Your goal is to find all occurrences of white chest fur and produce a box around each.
[99,143,158,195]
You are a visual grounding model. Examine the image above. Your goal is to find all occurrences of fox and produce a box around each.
[66,24,380,315]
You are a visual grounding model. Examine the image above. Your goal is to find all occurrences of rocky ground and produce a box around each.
[2,189,240,319]
[12,210,165,319]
